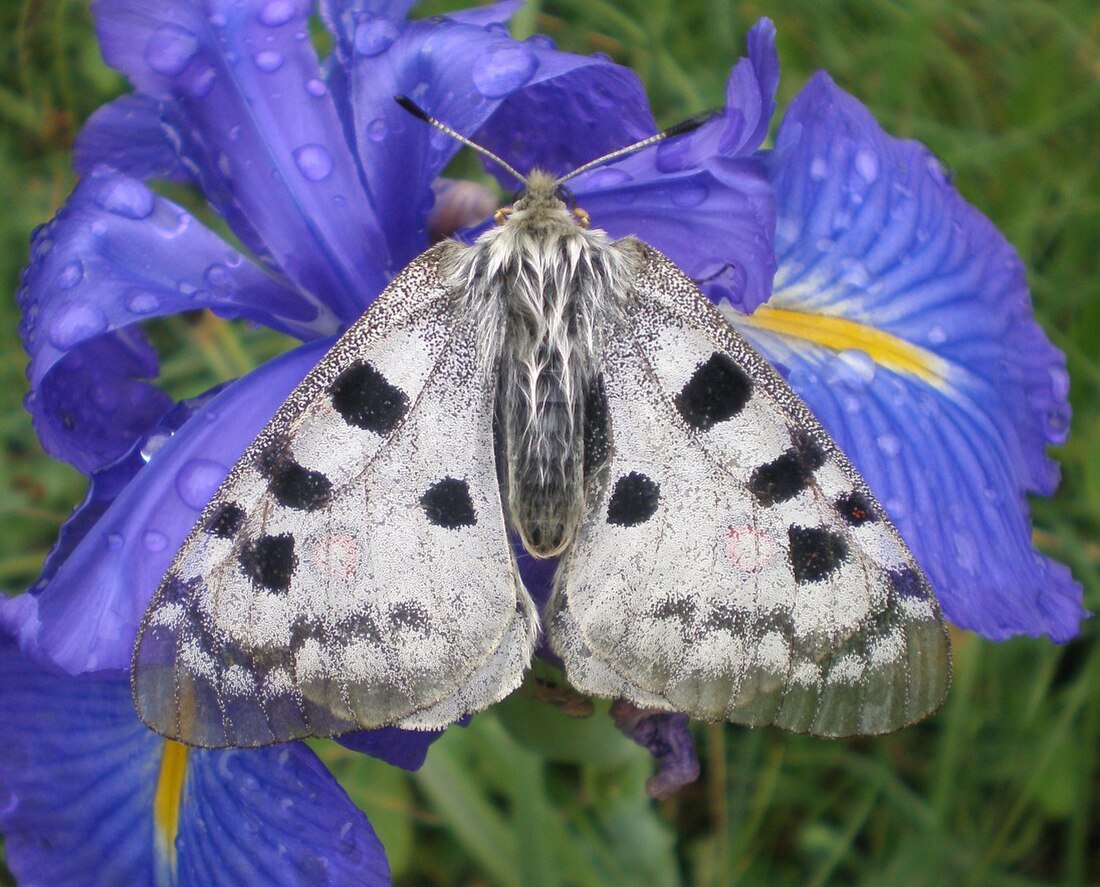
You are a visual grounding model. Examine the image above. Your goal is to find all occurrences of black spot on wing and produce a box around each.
[791,427,827,471]
[262,457,334,512]
[788,525,848,584]
[749,451,812,506]
[607,471,660,526]
[328,360,409,434]
[582,374,610,478]
[388,600,432,633]
[674,352,753,431]
[205,502,245,538]
[239,533,298,592]
[421,477,477,529]
[835,490,877,526]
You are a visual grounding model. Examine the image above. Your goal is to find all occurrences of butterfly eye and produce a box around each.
[554,184,577,209]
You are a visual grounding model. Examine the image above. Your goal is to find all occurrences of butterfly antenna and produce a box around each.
[395,95,528,185]
[555,109,715,185]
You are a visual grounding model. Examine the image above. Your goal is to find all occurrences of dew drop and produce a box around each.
[926,325,947,345]
[141,431,172,462]
[524,33,555,50]
[96,178,155,220]
[187,65,217,98]
[671,182,709,208]
[48,304,108,349]
[876,434,902,457]
[305,78,327,97]
[106,533,124,551]
[142,530,169,553]
[473,43,538,98]
[125,290,161,315]
[839,258,870,288]
[57,260,84,290]
[809,157,828,180]
[253,50,285,72]
[145,25,199,77]
[775,216,800,245]
[825,349,876,390]
[854,148,879,183]
[293,143,334,182]
[584,167,632,190]
[353,16,399,56]
[176,458,228,509]
[366,118,387,142]
[259,0,297,27]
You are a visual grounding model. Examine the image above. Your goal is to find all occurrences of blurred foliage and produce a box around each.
[1,0,1098,885]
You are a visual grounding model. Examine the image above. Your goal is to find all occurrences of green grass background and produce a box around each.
[1,1,1099,884]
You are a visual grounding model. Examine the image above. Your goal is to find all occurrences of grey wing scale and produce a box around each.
[133,247,538,747]
[549,245,950,736]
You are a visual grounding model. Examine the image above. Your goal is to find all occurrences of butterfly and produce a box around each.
[131,97,951,747]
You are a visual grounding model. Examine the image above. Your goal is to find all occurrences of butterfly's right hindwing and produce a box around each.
[133,247,537,748]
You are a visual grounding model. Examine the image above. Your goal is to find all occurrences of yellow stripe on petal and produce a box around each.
[154,740,189,881]
[738,305,951,389]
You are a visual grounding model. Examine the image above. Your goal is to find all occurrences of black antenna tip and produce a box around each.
[664,109,717,139]
[394,95,430,122]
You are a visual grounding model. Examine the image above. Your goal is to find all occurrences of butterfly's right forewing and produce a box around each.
[133,246,537,748]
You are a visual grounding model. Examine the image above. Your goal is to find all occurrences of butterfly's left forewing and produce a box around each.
[550,245,950,736]
[133,247,537,747]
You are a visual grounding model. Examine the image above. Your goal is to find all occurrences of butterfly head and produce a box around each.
[494,171,590,229]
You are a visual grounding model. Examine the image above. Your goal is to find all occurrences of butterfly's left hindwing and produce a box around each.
[133,247,538,748]
[549,246,950,737]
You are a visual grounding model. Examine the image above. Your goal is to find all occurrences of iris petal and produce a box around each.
[336,726,441,770]
[12,340,331,675]
[93,0,390,321]
[74,94,189,182]
[328,8,655,268]
[732,73,1083,640]
[0,638,387,885]
[19,168,333,473]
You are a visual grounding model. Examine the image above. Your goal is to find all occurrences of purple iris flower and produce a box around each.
[0,0,1082,879]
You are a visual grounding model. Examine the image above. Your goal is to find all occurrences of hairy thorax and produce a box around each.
[442,189,641,556]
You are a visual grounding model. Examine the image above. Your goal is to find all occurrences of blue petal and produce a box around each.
[327,9,655,268]
[20,168,334,473]
[573,154,775,314]
[335,726,441,771]
[11,339,331,675]
[179,746,388,886]
[0,640,159,885]
[566,23,779,313]
[94,0,390,322]
[0,638,388,886]
[74,94,189,181]
[732,73,1083,640]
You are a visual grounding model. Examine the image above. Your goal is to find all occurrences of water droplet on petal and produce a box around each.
[176,458,228,509]
[876,434,902,457]
[473,43,538,98]
[366,118,388,142]
[671,182,708,208]
[524,33,555,50]
[141,431,173,462]
[293,143,334,182]
[96,178,155,219]
[48,304,108,349]
[57,260,83,290]
[809,157,828,180]
[584,168,632,190]
[826,349,876,390]
[253,50,285,72]
[854,148,879,183]
[953,532,978,573]
[259,0,297,27]
[125,290,161,315]
[204,263,232,290]
[354,16,399,56]
[145,25,199,77]
[106,533,124,551]
[839,258,870,288]
[208,12,227,27]
[186,65,217,98]
[305,78,327,97]
[926,325,947,345]
[142,530,169,552]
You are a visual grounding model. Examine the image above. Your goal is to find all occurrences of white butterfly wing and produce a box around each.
[549,245,950,736]
[133,247,537,747]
